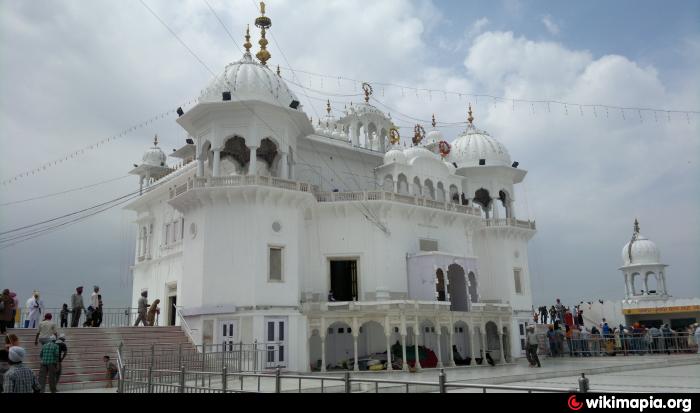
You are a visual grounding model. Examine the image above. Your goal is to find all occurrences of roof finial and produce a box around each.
[254,2,272,66]
[467,103,474,126]
[634,218,640,235]
[326,100,332,115]
[432,114,436,128]
[276,65,280,76]
[243,25,252,54]
[153,134,159,147]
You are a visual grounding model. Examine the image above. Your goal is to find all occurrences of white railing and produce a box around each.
[315,191,483,217]
[170,175,318,200]
[303,300,457,313]
[174,304,197,347]
[484,218,536,230]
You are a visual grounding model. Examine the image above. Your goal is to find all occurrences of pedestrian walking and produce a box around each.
[71,286,85,327]
[3,347,40,393]
[95,294,103,327]
[55,334,68,384]
[25,291,44,329]
[0,289,15,334]
[104,355,118,388]
[526,326,541,367]
[38,335,60,393]
[35,313,58,346]
[134,291,150,326]
[9,292,19,329]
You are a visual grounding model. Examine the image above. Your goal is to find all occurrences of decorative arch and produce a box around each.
[474,188,491,209]
[645,271,659,294]
[383,175,394,192]
[449,185,459,204]
[221,136,250,168]
[447,264,468,312]
[631,272,641,295]
[453,321,471,365]
[358,321,385,369]
[397,174,409,195]
[498,189,513,219]
[412,177,422,197]
[436,182,446,203]
[485,321,501,362]
[325,321,353,370]
[424,179,435,200]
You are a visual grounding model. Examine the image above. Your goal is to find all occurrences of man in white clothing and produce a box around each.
[91,286,100,309]
[25,291,44,329]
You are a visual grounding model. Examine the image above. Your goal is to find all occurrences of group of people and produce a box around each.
[535,298,585,327]
[66,286,104,328]
[134,291,160,327]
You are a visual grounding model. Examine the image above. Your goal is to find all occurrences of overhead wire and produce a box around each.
[0,175,131,207]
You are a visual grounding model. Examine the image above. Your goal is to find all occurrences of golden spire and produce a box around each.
[467,103,474,125]
[362,82,373,103]
[153,134,159,147]
[243,25,252,54]
[634,218,640,235]
[432,114,436,128]
[254,1,272,66]
[326,100,332,115]
[276,65,280,76]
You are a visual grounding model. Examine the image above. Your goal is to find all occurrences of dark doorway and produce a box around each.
[168,296,177,326]
[330,260,358,301]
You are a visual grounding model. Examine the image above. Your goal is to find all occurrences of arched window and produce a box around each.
[424,179,435,200]
[449,185,459,204]
[412,177,422,197]
[397,174,409,194]
[436,269,446,301]
[436,182,446,203]
[468,272,479,303]
[383,175,394,192]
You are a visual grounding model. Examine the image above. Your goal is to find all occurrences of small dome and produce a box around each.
[200,53,299,109]
[384,148,407,164]
[425,129,443,146]
[449,126,511,168]
[142,139,167,167]
[404,146,437,163]
[622,235,661,266]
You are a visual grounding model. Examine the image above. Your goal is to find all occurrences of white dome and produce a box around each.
[449,126,511,168]
[404,146,437,163]
[426,129,443,146]
[199,53,299,108]
[142,145,166,167]
[622,235,661,266]
[444,160,456,173]
[384,148,407,164]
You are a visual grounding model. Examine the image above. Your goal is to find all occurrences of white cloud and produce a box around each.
[541,14,560,35]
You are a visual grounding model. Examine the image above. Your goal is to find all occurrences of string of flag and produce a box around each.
[1,98,199,186]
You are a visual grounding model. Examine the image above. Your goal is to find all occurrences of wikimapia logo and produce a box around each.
[567,395,693,412]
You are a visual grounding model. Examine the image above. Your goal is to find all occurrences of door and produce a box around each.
[265,317,288,369]
[330,260,358,301]
[168,296,177,326]
[219,320,238,352]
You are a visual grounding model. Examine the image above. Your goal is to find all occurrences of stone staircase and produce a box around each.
[7,326,194,391]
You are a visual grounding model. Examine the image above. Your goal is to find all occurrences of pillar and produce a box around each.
[212,149,221,177]
[386,333,393,371]
[401,334,408,371]
[660,273,667,295]
[624,273,631,298]
[197,158,204,177]
[436,328,443,368]
[279,152,288,179]
[480,323,487,361]
[413,322,422,370]
[447,327,455,367]
[248,146,259,175]
[320,335,326,373]
[492,199,500,219]
[469,324,476,362]
[644,275,649,295]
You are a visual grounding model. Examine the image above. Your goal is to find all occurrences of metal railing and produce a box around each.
[535,332,696,357]
[17,307,141,328]
[119,365,581,394]
[172,304,196,344]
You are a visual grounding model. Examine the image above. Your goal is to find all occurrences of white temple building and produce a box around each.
[125,4,538,372]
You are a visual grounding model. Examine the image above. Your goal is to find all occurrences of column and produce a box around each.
[320,335,326,373]
[660,273,667,295]
[448,327,455,367]
[643,275,649,295]
[279,152,288,179]
[480,323,487,361]
[492,199,500,219]
[352,317,359,372]
[623,273,630,298]
[413,322,422,370]
[248,146,259,175]
[212,149,221,177]
[197,158,204,177]
[393,180,399,194]
[469,324,476,362]
[436,328,443,368]
[498,332,506,365]
[401,334,408,371]
[386,333,393,371]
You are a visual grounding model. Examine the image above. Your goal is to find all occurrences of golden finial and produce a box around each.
[243,25,252,54]
[432,114,436,128]
[326,100,331,115]
[634,218,640,235]
[153,134,159,147]
[276,65,280,76]
[255,1,272,66]
[467,103,474,125]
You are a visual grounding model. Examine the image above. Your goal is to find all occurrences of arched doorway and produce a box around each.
[485,322,501,363]
[646,272,659,294]
[453,321,471,365]
[357,321,385,370]
[447,264,468,311]
[325,322,353,370]
[436,269,446,302]
[397,174,409,194]
[474,188,491,219]
[419,320,439,368]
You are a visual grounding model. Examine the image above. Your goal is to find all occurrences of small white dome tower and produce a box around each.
[619,219,669,300]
